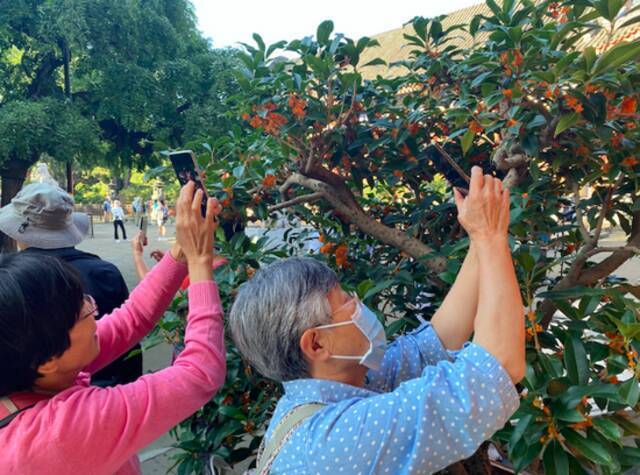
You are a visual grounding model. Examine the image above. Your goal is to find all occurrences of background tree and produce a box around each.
[0,0,238,248]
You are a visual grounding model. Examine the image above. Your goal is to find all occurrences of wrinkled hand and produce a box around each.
[175,181,221,267]
[131,232,146,256]
[454,166,510,241]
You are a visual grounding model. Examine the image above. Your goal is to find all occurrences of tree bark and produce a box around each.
[280,173,447,274]
[0,159,30,251]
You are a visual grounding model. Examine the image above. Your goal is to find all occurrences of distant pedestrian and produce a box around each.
[157,200,169,240]
[112,200,127,242]
[132,197,144,225]
[102,197,112,223]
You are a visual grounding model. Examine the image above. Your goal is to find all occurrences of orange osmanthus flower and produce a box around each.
[620,96,637,115]
[469,120,483,134]
[319,242,336,254]
[288,94,308,120]
[503,89,513,99]
[262,174,277,188]
[610,133,624,149]
[622,156,639,167]
[334,244,348,268]
[565,95,584,113]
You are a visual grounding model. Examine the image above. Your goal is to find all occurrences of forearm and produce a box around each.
[472,238,525,382]
[133,254,149,280]
[431,243,479,350]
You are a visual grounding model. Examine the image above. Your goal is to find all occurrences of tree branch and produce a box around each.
[583,246,640,259]
[522,97,552,123]
[282,173,446,274]
[613,284,640,299]
[572,181,591,244]
[540,209,640,327]
[268,192,324,212]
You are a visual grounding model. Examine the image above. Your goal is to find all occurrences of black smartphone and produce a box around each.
[169,150,209,217]
[424,145,469,197]
[139,216,148,246]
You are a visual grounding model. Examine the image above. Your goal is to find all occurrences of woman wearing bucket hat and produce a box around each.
[0,181,227,475]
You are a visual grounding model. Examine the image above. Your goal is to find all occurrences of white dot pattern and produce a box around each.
[265,322,520,474]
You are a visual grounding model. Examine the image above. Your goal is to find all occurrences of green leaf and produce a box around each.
[562,429,614,465]
[385,318,406,337]
[539,286,605,299]
[361,58,387,68]
[554,113,579,137]
[555,51,581,75]
[592,417,623,442]
[486,0,503,19]
[469,16,482,37]
[555,408,586,423]
[217,405,248,421]
[611,414,640,436]
[543,440,569,475]
[564,336,589,385]
[619,377,640,406]
[363,279,396,300]
[460,128,475,155]
[430,21,443,42]
[317,20,334,45]
[266,40,288,58]
[618,446,640,467]
[252,33,266,53]
[509,414,533,448]
[592,41,640,76]
[583,46,597,71]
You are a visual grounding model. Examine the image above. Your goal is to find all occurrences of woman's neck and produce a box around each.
[32,371,79,394]
[311,364,368,388]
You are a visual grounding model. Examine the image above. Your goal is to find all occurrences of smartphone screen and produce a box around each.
[424,145,469,196]
[139,216,148,235]
[169,150,209,217]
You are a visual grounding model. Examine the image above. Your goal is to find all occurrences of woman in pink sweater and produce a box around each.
[0,182,226,475]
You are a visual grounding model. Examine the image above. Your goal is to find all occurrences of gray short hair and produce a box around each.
[229,257,339,382]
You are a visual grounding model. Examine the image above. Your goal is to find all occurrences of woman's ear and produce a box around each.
[300,328,331,364]
[36,357,59,377]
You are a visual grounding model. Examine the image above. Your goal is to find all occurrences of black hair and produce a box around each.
[0,252,85,395]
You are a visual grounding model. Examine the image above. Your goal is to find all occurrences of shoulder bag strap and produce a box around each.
[0,397,34,429]
[255,403,325,475]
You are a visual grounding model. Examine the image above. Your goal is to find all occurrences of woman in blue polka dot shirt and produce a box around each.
[229,167,526,474]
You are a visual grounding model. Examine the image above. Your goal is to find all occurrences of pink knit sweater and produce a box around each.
[0,253,226,474]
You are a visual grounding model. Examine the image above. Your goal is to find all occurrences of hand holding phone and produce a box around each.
[139,216,148,246]
[169,150,209,218]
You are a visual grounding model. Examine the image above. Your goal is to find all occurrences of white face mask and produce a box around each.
[316,297,387,371]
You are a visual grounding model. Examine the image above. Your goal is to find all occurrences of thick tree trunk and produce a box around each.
[0,159,30,251]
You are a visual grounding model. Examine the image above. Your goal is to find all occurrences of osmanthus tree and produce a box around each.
[168,0,640,473]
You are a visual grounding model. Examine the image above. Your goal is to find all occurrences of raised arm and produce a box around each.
[51,183,226,473]
[454,166,525,383]
[430,243,479,350]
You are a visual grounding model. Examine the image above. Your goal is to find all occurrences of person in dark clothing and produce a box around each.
[0,183,142,386]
